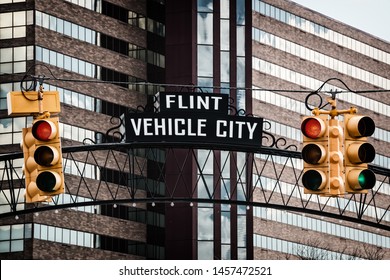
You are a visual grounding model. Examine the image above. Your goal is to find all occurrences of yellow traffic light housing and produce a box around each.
[344,114,376,193]
[22,116,64,203]
[301,115,329,194]
[32,117,64,197]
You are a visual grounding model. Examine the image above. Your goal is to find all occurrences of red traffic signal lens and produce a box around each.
[302,170,325,191]
[302,144,326,164]
[32,120,56,141]
[301,118,325,139]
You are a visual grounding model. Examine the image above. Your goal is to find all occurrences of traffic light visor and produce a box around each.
[347,169,376,190]
[346,116,375,137]
[32,120,57,141]
[301,117,326,139]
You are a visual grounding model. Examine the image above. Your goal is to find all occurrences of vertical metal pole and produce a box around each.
[38,82,44,115]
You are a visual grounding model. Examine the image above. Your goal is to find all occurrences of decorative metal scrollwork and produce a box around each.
[227,97,252,117]
[262,121,298,150]
[83,116,125,144]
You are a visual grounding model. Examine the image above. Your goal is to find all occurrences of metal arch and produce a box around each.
[0,142,389,231]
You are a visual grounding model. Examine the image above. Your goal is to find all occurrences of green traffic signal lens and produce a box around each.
[358,169,376,189]
[302,170,325,191]
[36,171,62,192]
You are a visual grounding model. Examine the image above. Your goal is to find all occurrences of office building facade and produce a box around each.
[0,0,389,259]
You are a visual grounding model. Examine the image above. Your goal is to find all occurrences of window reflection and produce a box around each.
[198,45,213,77]
[198,0,213,12]
[0,10,33,39]
[198,241,213,259]
[0,224,29,253]
[254,0,390,65]
[0,45,32,74]
[0,116,32,145]
[221,244,231,259]
[221,211,231,243]
[236,0,245,25]
[236,26,245,56]
[253,28,390,89]
[198,13,213,45]
[254,207,390,248]
[198,207,214,240]
[252,57,390,118]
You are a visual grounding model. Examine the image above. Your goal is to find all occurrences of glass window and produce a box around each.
[64,55,71,71]
[0,225,10,240]
[71,57,78,72]
[220,20,229,50]
[237,26,245,56]
[71,23,78,38]
[0,48,12,62]
[198,241,213,259]
[42,13,49,28]
[197,45,213,77]
[49,15,57,31]
[236,0,245,25]
[13,11,25,26]
[220,51,230,82]
[221,211,230,243]
[64,21,71,36]
[57,18,64,33]
[197,12,213,45]
[57,53,64,68]
[0,13,12,27]
[49,49,57,65]
[13,26,25,38]
[221,0,229,18]
[221,244,231,260]
[198,0,213,12]
[86,28,92,43]
[42,48,49,62]
[198,207,213,240]
[79,26,85,41]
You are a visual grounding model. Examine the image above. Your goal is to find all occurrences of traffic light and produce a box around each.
[22,116,64,202]
[301,115,329,194]
[32,117,64,197]
[344,114,376,193]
